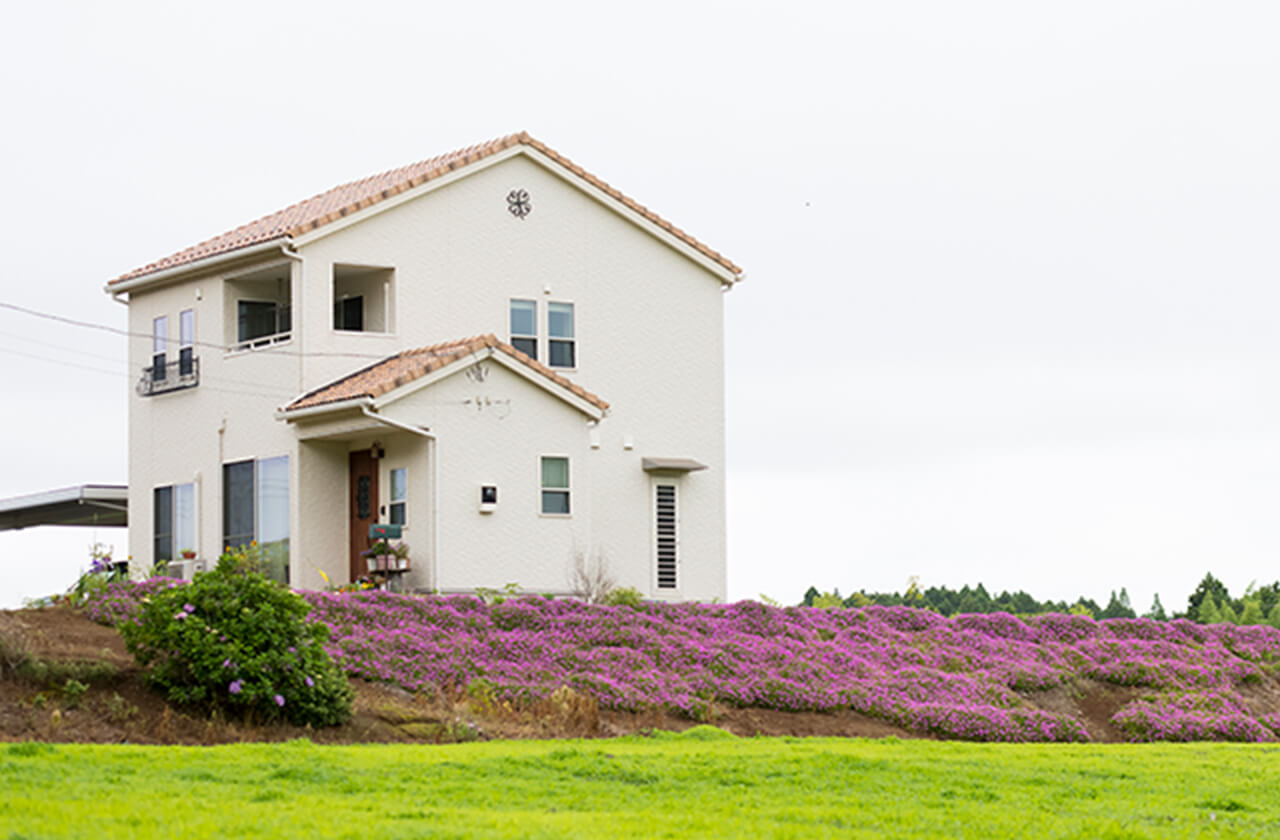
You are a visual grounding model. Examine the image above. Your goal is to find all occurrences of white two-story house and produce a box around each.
[106,132,743,600]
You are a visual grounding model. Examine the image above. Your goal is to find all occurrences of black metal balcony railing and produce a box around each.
[138,354,199,396]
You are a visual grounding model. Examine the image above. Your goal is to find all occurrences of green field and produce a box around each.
[3,730,1278,838]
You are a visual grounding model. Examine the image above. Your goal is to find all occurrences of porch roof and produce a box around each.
[281,334,609,415]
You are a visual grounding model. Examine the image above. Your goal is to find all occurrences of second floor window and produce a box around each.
[152,316,167,381]
[510,299,537,359]
[237,300,290,346]
[548,302,575,368]
[509,299,576,367]
[179,309,195,375]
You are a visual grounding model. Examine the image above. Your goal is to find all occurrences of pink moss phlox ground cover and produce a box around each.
[82,584,1280,743]
[80,578,186,626]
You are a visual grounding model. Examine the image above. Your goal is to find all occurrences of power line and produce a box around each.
[0,332,300,398]
[0,301,395,361]
[0,346,298,401]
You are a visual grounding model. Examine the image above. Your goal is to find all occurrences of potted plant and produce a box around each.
[180,548,197,560]
[362,539,410,572]
[389,540,411,570]
[361,539,398,572]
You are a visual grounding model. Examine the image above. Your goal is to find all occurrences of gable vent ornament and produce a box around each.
[506,188,532,220]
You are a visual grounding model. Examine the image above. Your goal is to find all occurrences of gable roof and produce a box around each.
[281,334,608,416]
[111,132,742,284]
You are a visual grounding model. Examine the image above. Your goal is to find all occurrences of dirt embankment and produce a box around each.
[1,606,1267,745]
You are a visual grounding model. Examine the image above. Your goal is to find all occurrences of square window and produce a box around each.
[333,264,393,332]
[548,340,575,368]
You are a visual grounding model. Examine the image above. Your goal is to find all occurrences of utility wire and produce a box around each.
[0,301,396,361]
[0,332,301,398]
[0,346,297,400]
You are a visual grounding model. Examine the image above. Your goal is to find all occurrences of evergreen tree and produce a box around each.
[1068,600,1096,618]
[1239,599,1264,626]
[1220,601,1239,625]
[1198,596,1222,624]
[1268,602,1280,630]
[1143,594,1168,621]
[802,586,820,607]
[1187,573,1231,621]
[1100,589,1137,619]
[1254,582,1280,616]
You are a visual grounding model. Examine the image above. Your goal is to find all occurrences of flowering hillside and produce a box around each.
[85,583,1280,743]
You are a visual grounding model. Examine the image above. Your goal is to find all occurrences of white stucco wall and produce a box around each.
[124,255,302,571]
[121,148,730,600]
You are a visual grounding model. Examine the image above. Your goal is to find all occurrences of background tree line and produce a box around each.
[799,573,1280,627]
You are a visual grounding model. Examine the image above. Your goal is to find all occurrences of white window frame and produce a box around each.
[509,298,538,360]
[547,301,576,370]
[179,308,195,374]
[539,455,571,517]
[152,315,168,374]
[389,466,407,527]
[153,481,196,565]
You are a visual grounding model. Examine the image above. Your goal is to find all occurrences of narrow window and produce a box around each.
[389,467,407,526]
[152,316,168,381]
[153,485,173,563]
[222,460,255,551]
[256,456,290,584]
[540,456,570,515]
[154,483,196,566]
[179,309,195,376]
[174,483,196,557]
[510,299,537,360]
[548,302,575,368]
[655,483,678,589]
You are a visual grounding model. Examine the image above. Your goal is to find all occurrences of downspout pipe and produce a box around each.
[360,406,439,592]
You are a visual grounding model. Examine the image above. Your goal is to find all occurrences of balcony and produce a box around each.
[138,354,199,397]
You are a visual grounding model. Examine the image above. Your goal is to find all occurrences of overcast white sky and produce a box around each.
[2,1,1278,612]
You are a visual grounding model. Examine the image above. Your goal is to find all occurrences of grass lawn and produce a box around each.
[3,730,1279,838]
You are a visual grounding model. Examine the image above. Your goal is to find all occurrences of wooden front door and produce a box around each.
[348,450,379,582]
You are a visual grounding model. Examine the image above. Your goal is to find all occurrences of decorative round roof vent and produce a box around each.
[506,188,532,220]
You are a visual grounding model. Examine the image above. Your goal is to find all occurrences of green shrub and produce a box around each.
[61,679,88,709]
[119,560,353,727]
[602,587,644,608]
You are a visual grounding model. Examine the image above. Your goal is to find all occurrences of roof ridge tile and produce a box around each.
[111,133,741,284]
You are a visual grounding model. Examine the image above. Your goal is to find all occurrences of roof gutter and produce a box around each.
[275,396,374,422]
[104,238,296,295]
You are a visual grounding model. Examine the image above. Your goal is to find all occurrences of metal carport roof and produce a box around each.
[0,484,127,531]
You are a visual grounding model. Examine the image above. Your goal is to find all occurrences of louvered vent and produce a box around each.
[655,484,677,589]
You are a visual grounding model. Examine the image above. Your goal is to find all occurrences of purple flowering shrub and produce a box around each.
[116,565,352,727]
[87,584,1280,742]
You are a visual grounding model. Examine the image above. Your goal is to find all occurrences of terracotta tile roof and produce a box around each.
[112,132,742,284]
[283,334,609,414]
